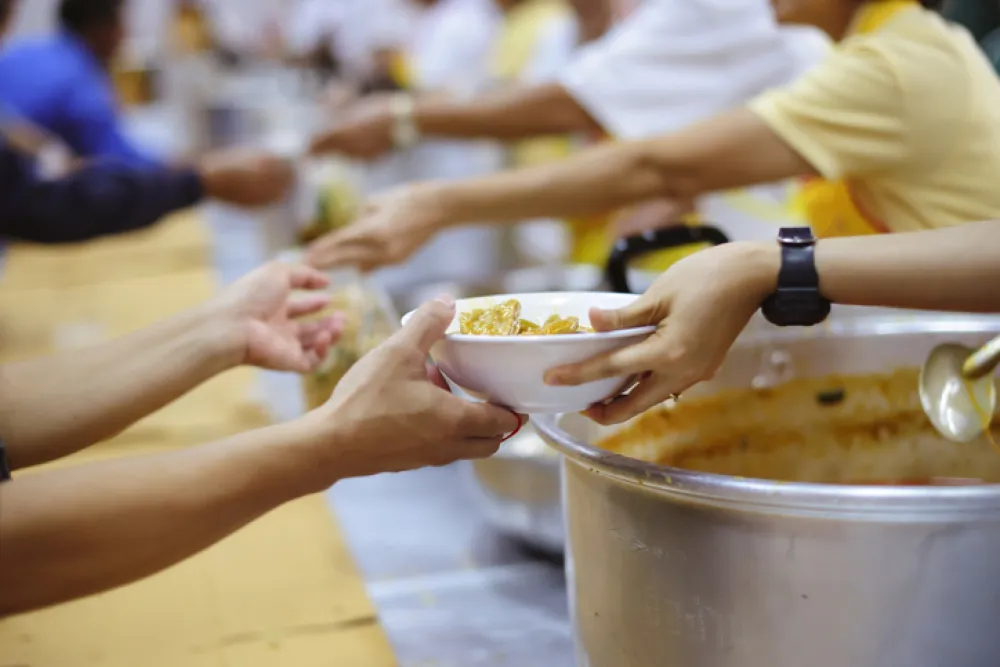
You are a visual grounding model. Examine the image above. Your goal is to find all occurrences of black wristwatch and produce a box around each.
[760,226,831,327]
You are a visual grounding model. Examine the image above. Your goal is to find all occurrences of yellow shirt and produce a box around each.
[750,2,1000,233]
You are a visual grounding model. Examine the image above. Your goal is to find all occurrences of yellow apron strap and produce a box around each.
[793,0,917,238]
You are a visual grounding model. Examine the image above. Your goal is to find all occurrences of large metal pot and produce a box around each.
[533,315,1000,667]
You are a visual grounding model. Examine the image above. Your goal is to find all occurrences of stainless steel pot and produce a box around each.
[533,315,1000,667]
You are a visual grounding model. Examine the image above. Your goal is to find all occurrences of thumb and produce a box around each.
[398,295,456,355]
[590,296,661,332]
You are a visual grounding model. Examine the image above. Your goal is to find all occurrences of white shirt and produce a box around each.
[521,12,581,84]
[557,0,831,241]
[301,0,416,79]
[199,0,296,56]
[560,0,830,140]
[405,0,501,95]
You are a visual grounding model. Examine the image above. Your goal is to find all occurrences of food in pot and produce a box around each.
[597,368,1000,486]
[459,299,594,336]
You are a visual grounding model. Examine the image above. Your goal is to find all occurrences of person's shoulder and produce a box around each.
[846,8,976,77]
[851,8,983,108]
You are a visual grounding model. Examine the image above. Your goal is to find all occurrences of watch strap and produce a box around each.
[0,438,11,482]
[777,242,821,291]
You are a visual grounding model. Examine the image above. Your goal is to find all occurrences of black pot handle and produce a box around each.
[605,225,731,294]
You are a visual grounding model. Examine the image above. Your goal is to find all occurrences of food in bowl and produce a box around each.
[402,292,656,414]
[596,367,1000,486]
[459,299,594,336]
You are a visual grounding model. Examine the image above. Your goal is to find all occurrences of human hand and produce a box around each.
[305,184,443,271]
[306,295,524,479]
[308,95,395,160]
[197,148,295,207]
[211,261,344,373]
[544,241,779,424]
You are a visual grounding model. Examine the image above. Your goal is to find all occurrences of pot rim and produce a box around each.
[532,314,1000,518]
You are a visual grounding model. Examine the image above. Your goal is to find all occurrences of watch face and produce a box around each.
[777,226,817,246]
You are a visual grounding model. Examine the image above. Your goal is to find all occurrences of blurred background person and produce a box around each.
[0,0,164,166]
[307,0,830,274]
[322,0,505,294]
[305,0,1000,274]
[0,0,291,258]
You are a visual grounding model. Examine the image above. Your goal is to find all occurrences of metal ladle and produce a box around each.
[919,335,1000,443]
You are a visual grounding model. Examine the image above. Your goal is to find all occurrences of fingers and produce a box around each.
[395,295,456,356]
[544,336,664,387]
[455,401,524,439]
[305,232,378,270]
[450,409,527,462]
[585,376,677,425]
[458,438,505,460]
[287,263,331,290]
[426,363,452,391]
[298,315,344,347]
[501,411,527,442]
[287,293,332,319]
[589,297,660,333]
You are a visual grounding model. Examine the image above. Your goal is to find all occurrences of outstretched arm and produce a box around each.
[0,305,237,470]
[0,297,519,617]
[306,108,812,270]
[545,221,1000,424]
[413,83,601,140]
[309,82,602,157]
[0,420,325,616]
[430,108,812,227]
[0,263,339,471]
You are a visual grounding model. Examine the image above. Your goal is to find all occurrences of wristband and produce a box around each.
[389,93,420,150]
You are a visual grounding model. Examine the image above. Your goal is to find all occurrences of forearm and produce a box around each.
[431,137,669,227]
[414,83,600,140]
[0,421,330,616]
[0,305,240,469]
[746,221,1000,313]
[817,223,1000,312]
[0,147,204,244]
[428,107,813,230]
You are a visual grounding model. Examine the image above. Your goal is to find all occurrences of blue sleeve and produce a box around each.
[60,72,164,169]
[0,141,204,244]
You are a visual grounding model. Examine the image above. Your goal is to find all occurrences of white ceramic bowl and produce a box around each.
[402,292,656,414]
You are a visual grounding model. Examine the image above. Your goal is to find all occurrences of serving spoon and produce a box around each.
[919,335,1000,443]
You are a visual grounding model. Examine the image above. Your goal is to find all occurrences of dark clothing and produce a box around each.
[0,138,203,244]
[943,0,1000,74]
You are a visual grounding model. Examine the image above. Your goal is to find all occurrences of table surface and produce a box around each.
[329,465,576,667]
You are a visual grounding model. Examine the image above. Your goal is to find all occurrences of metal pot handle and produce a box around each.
[605,225,731,293]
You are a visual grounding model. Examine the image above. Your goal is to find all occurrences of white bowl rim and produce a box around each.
[400,291,657,343]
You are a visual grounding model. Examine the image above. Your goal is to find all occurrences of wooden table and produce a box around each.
[0,213,397,667]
